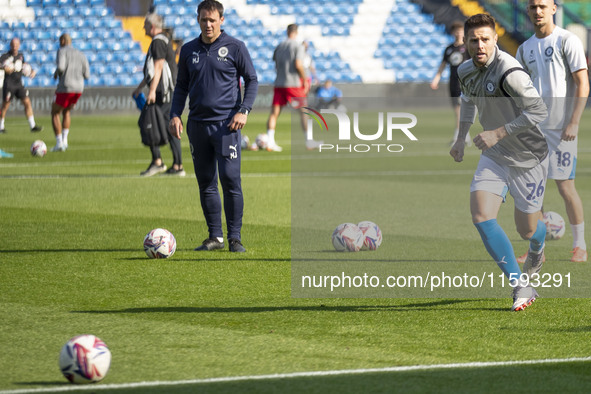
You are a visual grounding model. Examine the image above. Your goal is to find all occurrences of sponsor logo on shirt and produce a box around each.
[528,49,536,64]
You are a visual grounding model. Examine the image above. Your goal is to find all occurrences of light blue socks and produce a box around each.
[474,219,522,281]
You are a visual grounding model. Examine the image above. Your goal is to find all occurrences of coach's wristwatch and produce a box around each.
[238,108,249,115]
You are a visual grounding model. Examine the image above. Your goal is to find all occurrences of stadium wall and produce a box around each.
[5,84,451,116]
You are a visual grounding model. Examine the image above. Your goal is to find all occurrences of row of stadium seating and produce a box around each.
[0,0,146,87]
[26,0,105,6]
[1,0,452,86]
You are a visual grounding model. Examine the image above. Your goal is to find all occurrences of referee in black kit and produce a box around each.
[169,0,258,253]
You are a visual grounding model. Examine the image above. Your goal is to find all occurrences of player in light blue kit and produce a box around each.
[450,14,549,311]
[515,0,589,263]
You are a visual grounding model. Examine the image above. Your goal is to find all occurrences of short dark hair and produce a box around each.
[287,24,298,35]
[464,14,496,35]
[451,20,464,32]
[197,0,224,19]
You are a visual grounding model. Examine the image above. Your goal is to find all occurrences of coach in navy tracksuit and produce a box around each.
[169,0,258,253]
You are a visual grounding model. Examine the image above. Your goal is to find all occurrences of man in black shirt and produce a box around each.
[431,21,469,145]
[133,14,184,177]
[0,38,43,133]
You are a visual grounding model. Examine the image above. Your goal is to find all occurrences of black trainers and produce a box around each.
[195,238,225,251]
[229,238,246,253]
[140,162,167,177]
[0,128,5,134]
[164,167,186,177]
[30,125,43,132]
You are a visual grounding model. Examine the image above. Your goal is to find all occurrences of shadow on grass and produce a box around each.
[0,248,139,253]
[71,299,476,315]
[13,381,67,386]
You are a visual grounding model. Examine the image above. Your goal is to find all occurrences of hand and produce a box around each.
[169,116,183,139]
[303,78,311,94]
[561,123,579,141]
[146,90,156,105]
[29,69,36,79]
[228,113,247,131]
[430,80,438,90]
[132,88,141,98]
[450,139,466,162]
[4,65,14,74]
[473,126,507,151]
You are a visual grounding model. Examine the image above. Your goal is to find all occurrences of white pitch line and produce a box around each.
[1,357,589,394]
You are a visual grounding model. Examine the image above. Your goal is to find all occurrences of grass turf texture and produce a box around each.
[0,110,590,392]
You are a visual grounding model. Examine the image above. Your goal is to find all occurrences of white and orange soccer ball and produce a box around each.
[58,334,111,384]
[332,223,364,252]
[143,228,176,258]
[21,63,32,77]
[30,140,47,157]
[358,221,382,251]
[543,211,566,240]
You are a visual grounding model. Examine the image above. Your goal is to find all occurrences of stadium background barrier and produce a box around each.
[4,83,451,116]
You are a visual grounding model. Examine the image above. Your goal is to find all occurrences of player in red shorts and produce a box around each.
[265,24,322,151]
[51,33,89,151]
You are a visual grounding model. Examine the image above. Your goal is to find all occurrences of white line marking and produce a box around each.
[1,357,589,393]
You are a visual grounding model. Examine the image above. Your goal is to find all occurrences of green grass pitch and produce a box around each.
[0,108,590,393]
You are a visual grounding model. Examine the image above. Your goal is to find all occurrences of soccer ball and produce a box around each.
[332,223,364,252]
[256,133,269,150]
[241,134,250,150]
[358,221,382,251]
[143,228,176,258]
[30,140,47,157]
[543,211,566,240]
[22,63,32,77]
[59,334,111,384]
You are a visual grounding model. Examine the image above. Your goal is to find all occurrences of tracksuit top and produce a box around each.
[170,31,258,122]
[55,45,90,93]
[458,46,548,168]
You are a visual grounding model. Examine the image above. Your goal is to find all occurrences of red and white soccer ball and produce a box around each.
[30,140,47,157]
[58,334,111,384]
[332,223,365,252]
[143,228,176,258]
[255,133,269,150]
[543,211,566,240]
[358,221,382,251]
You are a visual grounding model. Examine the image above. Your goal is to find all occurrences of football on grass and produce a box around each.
[358,221,382,251]
[30,140,47,157]
[59,334,111,384]
[143,228,176,258]
[255,133,269,150]
[543,211,566,240]
[332,223,364,252]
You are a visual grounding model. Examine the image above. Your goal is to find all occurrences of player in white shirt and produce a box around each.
[516,0,589,262]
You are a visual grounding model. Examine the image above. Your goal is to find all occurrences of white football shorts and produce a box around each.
[470,155,549,214]
[544,129,577,180]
